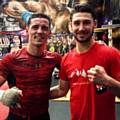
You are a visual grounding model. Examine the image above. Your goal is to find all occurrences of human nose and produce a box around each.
[78,23,85,31]
[37,27,43,33]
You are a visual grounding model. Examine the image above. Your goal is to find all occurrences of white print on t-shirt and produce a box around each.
[70,68,87,78]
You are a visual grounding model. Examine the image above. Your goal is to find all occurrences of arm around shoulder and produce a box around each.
[49,79,69,99]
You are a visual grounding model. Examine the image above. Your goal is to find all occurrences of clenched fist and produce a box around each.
[0,87,22,108]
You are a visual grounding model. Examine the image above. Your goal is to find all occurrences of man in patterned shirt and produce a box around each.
[0,13,61,120]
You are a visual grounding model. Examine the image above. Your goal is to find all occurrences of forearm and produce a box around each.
[50,79,69,99]
[88,65,120,97]
[21,11,33,24]
[106,75,120,98]
[49,85,67,99]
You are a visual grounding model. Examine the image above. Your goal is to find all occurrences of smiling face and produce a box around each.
[26,17,50,47]
[70,12,96,43]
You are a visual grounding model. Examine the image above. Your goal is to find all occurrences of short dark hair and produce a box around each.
[28,13,51,28]
[70,3,96,20]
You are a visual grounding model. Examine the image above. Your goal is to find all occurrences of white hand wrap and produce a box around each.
[0,87,21,107]
[0,90,5,100]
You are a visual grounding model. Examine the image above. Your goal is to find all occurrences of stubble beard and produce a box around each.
[74,30,94,43]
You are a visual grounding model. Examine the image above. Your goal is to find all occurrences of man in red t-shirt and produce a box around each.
[0,13,61,120]
[50,3,120,120]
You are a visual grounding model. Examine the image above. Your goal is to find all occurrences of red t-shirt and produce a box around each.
[60,42,120,120]
[0,48,61,117]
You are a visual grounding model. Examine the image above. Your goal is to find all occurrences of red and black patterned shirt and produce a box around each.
[0,47,61,117]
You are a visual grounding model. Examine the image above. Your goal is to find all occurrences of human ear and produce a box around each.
[94,20,98,28]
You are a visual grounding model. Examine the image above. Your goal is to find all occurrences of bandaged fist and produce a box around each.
[0,87,22,108]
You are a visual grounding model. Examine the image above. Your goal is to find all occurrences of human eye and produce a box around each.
[73,20,80,26]
[41,25,49,31]
[83,20,91,25]
[32,25,39,30]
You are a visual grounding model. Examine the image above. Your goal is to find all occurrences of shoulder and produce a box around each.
[45,51,62,59]
[63,48,75,58]
[107,47,120,60]
[62,49,75,61]
[2,48,26,61]
[95,42,109,51]
[95,42,119,53]
[9,48,26,58]
[96,42,120,59]
[44,51,62,65]
[45,51,62,69]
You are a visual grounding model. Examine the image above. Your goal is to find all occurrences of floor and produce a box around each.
[49,101,120,120]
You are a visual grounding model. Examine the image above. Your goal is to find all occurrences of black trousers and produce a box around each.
[6,112,50,120]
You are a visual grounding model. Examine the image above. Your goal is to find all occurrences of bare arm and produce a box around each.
[87,65,120,98]
[49,79,69,99]
[0,75,22,108]
[105,75,120,98]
